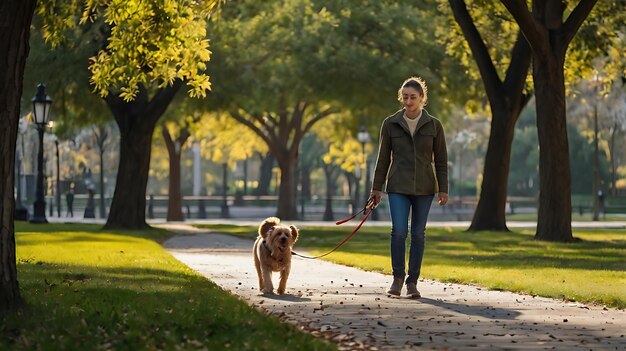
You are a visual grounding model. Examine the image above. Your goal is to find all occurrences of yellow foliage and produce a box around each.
[199,113,267,167]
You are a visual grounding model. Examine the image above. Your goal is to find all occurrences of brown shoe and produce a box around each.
[406,282,421,298]
[386,277,404,296]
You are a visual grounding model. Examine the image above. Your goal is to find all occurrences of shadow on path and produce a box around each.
[419,297,521,320]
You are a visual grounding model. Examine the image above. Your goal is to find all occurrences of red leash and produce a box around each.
[292,198,377,259]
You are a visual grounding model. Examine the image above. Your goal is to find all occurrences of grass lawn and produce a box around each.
[197,224,626,309]
[507,213,626,221]
[1,223,336,351]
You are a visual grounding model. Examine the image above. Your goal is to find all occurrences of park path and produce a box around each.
[160,224,625,350]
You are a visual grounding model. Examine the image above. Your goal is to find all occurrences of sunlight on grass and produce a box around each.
[2,224,336,351]
[197,224,626,308]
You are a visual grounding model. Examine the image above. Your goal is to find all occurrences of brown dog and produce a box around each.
[253,217,299,295]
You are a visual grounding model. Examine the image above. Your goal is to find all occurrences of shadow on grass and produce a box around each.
[295,229,626,272]
[4,261,334,351]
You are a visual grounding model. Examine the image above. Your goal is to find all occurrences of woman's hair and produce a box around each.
[397,76,428,108]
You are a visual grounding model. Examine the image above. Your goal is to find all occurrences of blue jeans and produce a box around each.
[388,192,434,284]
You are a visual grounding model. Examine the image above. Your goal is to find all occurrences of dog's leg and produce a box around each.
[261,265,274,294]
[254,251,264,292]
[277,266,290,295]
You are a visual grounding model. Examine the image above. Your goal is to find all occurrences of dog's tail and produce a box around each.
[259,217,280,237]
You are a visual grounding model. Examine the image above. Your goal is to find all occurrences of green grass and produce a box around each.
[507,213,626,221]
[2,223,336,351]
[196,224,626,309]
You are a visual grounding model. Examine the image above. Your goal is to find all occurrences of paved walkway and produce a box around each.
[161,224,625,351]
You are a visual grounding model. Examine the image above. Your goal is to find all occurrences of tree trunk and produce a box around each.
[162,126,189,221]
[500,0,598,242]
[344,171,357,211]
[276,159,297,219]
[255,153,274,196]
[99,148,106,219]
[104,83,181,229]
[592,106,600,221]
[609,125,618,196]
[95,127,108,220]
[301,166,312,199]
[322,163,337,221]
[166,141,183,220]
[469,108,518,231]
[0,0,36,314]
[449,0,531,232]
[533,52,574,242]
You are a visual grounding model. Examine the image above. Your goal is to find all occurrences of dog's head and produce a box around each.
[259,217,299,253]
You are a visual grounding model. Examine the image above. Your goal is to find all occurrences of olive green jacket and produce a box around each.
[371,109,448,195]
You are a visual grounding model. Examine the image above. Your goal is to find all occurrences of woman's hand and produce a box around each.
[437,192,448,206]
[367,190,383,209]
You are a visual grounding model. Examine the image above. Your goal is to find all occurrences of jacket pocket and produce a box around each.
[418,124,436,136]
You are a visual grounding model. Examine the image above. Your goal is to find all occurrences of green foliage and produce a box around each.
[4,223,335,350]
[508,104,611,196]
[435,0,532,114]
[198,224,626,308]
[207,0,444,116]
[23,25,109,131]
[565,1,626,86]
[436,0,520,82]
[36,0,221,101]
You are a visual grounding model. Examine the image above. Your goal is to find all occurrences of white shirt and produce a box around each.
[403,110,422,136]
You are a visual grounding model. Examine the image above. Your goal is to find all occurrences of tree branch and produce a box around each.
[562,0,599,45]
[500,0,543,51]
[302,107,338,134]
[162,126,174,154]
[449,0,503,102]
[229,109,273,147]
[503,30,532,97]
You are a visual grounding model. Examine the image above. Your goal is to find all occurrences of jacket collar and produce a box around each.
[389,109,433,135]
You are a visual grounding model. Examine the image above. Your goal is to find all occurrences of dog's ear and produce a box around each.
[259,217,280,238]
[289,225,299,243]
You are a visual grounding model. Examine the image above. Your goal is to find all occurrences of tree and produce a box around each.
[198,113,267,216]
[499,0,599,241]
[206,0,438,219]
[0,0,36,315]
[21,0,221,229]
[161,121,191,221]
[91,1,220,229]
[310,112,377,219]
[1,0,220,312]
[254,153,275,196]
[443,0,532,231]
[93,124,113,219]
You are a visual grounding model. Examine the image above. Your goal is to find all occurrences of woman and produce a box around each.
[368,76,448,298]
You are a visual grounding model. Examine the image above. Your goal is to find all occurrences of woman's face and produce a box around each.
[402,87,422,113]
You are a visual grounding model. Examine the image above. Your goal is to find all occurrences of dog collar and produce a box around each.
[262,240,273,255]
[262,240,286,260]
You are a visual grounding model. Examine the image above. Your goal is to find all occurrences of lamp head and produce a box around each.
[357,125,371,144]
[31,83,52,125]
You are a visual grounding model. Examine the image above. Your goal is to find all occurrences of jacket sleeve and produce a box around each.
[433,121,448,193]
[372,120,392,192]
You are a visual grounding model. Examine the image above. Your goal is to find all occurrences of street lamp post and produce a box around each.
[30,83,52,224]
[357,125,375,219]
